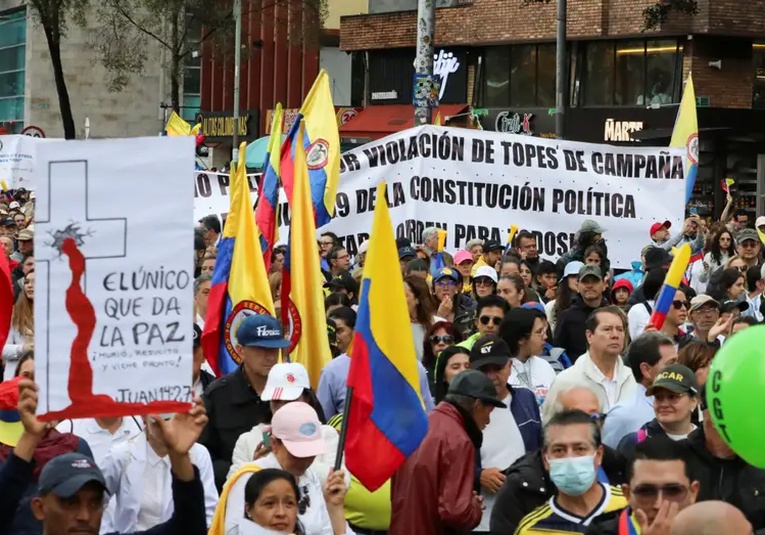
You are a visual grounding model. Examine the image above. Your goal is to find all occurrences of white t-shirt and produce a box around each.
[508,357,557,407]
[666,425,696,441]
[628,300,655,341]
[477,393,526,532]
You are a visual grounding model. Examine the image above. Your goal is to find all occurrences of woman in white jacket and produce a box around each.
[99,415,219,534]
[2,270,34,380]
[229,362,345,486]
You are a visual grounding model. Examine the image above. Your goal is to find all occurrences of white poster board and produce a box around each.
[194,170,264,228]
[0,135,55,190]
[34,137,196,420]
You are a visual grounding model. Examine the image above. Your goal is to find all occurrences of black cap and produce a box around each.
[483,239,504,252]
[193,323,202,349]
[469,335,511,370]
[326,317,338,347]
[327,271,359,295]
[578,264,603,281]
[38,453,106,498]
[644,247,673,270]
[396,237,412,249]
[646,364,699,396]
[448,370,507,408]
[398,246,417,260]
[0,218,14,227]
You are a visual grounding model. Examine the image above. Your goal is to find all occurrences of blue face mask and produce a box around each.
[547,454,597,496]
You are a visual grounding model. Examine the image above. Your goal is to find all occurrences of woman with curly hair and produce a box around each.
[698,228,735,286]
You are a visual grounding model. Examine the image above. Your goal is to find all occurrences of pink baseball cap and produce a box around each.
[454,250,473,265]
[271,402,327,458]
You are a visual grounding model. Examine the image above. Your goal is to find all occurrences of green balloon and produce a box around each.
[708,325,765,468]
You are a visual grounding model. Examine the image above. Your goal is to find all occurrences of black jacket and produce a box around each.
[199,366,271,490]
[553,296,609,362]
[682,427,765,530]
[489,446,627,535]
[584,508,624,535]
[616,418,667,460]
[0,452,208,535]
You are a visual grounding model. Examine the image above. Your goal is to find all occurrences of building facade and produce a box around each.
[340,0,765,216]
[0,0,167,138]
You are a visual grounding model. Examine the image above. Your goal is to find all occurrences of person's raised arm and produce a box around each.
[720,193,734,224]
[135,397,209,535]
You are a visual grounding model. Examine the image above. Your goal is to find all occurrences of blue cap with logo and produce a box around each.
[433,267,459,284]
[236,314,291,349]
[38,453,106,498]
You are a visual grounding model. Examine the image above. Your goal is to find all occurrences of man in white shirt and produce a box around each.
[602,331,677,448]
[56,417,143,468]
[542,306,636,423]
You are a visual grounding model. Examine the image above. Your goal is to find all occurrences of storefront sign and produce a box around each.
[265,107,362,134]
[371,90,399,101]
[432,50,461,101]
[196,111,259,141]
[495,111,533,135]
[604,119,644,142]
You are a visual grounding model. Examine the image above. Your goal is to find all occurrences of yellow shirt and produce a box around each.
[514,484,627,535]
[327,414,391,530]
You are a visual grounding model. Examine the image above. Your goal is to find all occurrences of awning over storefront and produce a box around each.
[339,104,469,140]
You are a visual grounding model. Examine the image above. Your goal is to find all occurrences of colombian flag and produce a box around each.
[284,120,332,388]
[280,70,340,228]
[202,143,275,376]
[344,182,429,491]
[255,103,283,270]
[670,74,698,204]
[650,243,691,330]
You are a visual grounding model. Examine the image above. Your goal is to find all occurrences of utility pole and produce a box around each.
[232,0,242,163]
[413,0,435,125]
[555,0,567,139]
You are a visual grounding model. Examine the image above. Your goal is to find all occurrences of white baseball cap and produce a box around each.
[8,201,19,209]
[472,265,498,283]
[262,362,310,401]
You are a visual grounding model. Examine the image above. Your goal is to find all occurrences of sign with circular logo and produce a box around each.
[224,301,273,364]
[286,373,295,383]
[338,108,358,125]
[282,298,302,354]
[306,139,330,170]
[21,125,46,138]
[687,133,699,166]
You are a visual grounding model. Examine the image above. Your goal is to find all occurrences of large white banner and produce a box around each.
[34,137,196,420]
[192,126,687,269]
[194,170,263,226]
[0,134,55,189]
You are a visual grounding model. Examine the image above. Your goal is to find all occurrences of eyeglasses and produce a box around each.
[740,241,758,248]
[631,483,689,502]
[435,280,456,288]
[693,305,719,315]
[734,265,748,272]
[474,277,495,286]
[429,335,455,344]
[298,485,310,514]
[671,300,690,310]
[590,412,607,422]
[479,315,503,326]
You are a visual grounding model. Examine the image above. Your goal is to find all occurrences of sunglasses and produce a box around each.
[474,277,495,286]
[734,265,748,272]
[631,483,688,502]
[429,335,455,344]
[672,300,690,310]
[479,315,503,326]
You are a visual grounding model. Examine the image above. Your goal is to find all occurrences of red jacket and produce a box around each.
[389,401,482,535]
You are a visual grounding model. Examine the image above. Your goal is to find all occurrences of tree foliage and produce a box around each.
[28,0,90,139]
[521,0,699,31]
[90,0,328,112]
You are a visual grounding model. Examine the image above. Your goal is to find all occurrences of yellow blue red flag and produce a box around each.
[670,74,698,203]
[284,120,332,388]
[202,143,275,376]
[255,103,283,270]
[344,182,429,491]
[279,70,340,227]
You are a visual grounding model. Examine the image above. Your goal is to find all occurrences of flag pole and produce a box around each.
[333,386,354,471]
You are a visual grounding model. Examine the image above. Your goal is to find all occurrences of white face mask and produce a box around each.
[235,518,292,535]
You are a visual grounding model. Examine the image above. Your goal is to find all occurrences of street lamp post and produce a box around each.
[232,0,242,163]
[555,0,567,139]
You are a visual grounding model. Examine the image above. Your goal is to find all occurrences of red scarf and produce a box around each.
[0,428,80,479]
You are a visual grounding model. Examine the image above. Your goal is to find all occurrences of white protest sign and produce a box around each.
[0,134,55,189]
[316,126,687,269]
[194,170,264,228]
[34,136,196,420]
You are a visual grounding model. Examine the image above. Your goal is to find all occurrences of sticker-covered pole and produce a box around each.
[414,0,435,126]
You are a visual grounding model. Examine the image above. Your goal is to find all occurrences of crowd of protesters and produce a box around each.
[1,185,765,535]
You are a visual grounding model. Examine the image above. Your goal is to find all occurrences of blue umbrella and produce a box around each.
[245,134,287,169]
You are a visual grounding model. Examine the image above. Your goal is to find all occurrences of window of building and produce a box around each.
[579,39,683,107]
[181,16,202,122]
[0,9,26,134]
[754,43,765,109]
[481,44,556,108]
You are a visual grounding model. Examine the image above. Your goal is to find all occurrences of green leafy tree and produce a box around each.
[90,0,328,113]
[28,0,89,139]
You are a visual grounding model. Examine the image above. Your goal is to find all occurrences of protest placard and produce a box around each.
[34,136,196,420]
[0,135,54,190]
[193,170,263,227]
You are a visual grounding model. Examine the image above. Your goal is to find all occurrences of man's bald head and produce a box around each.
[555,385,602,416]
[670,501,752,535]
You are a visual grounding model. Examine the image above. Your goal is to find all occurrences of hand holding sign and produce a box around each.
[708,325,765,468]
